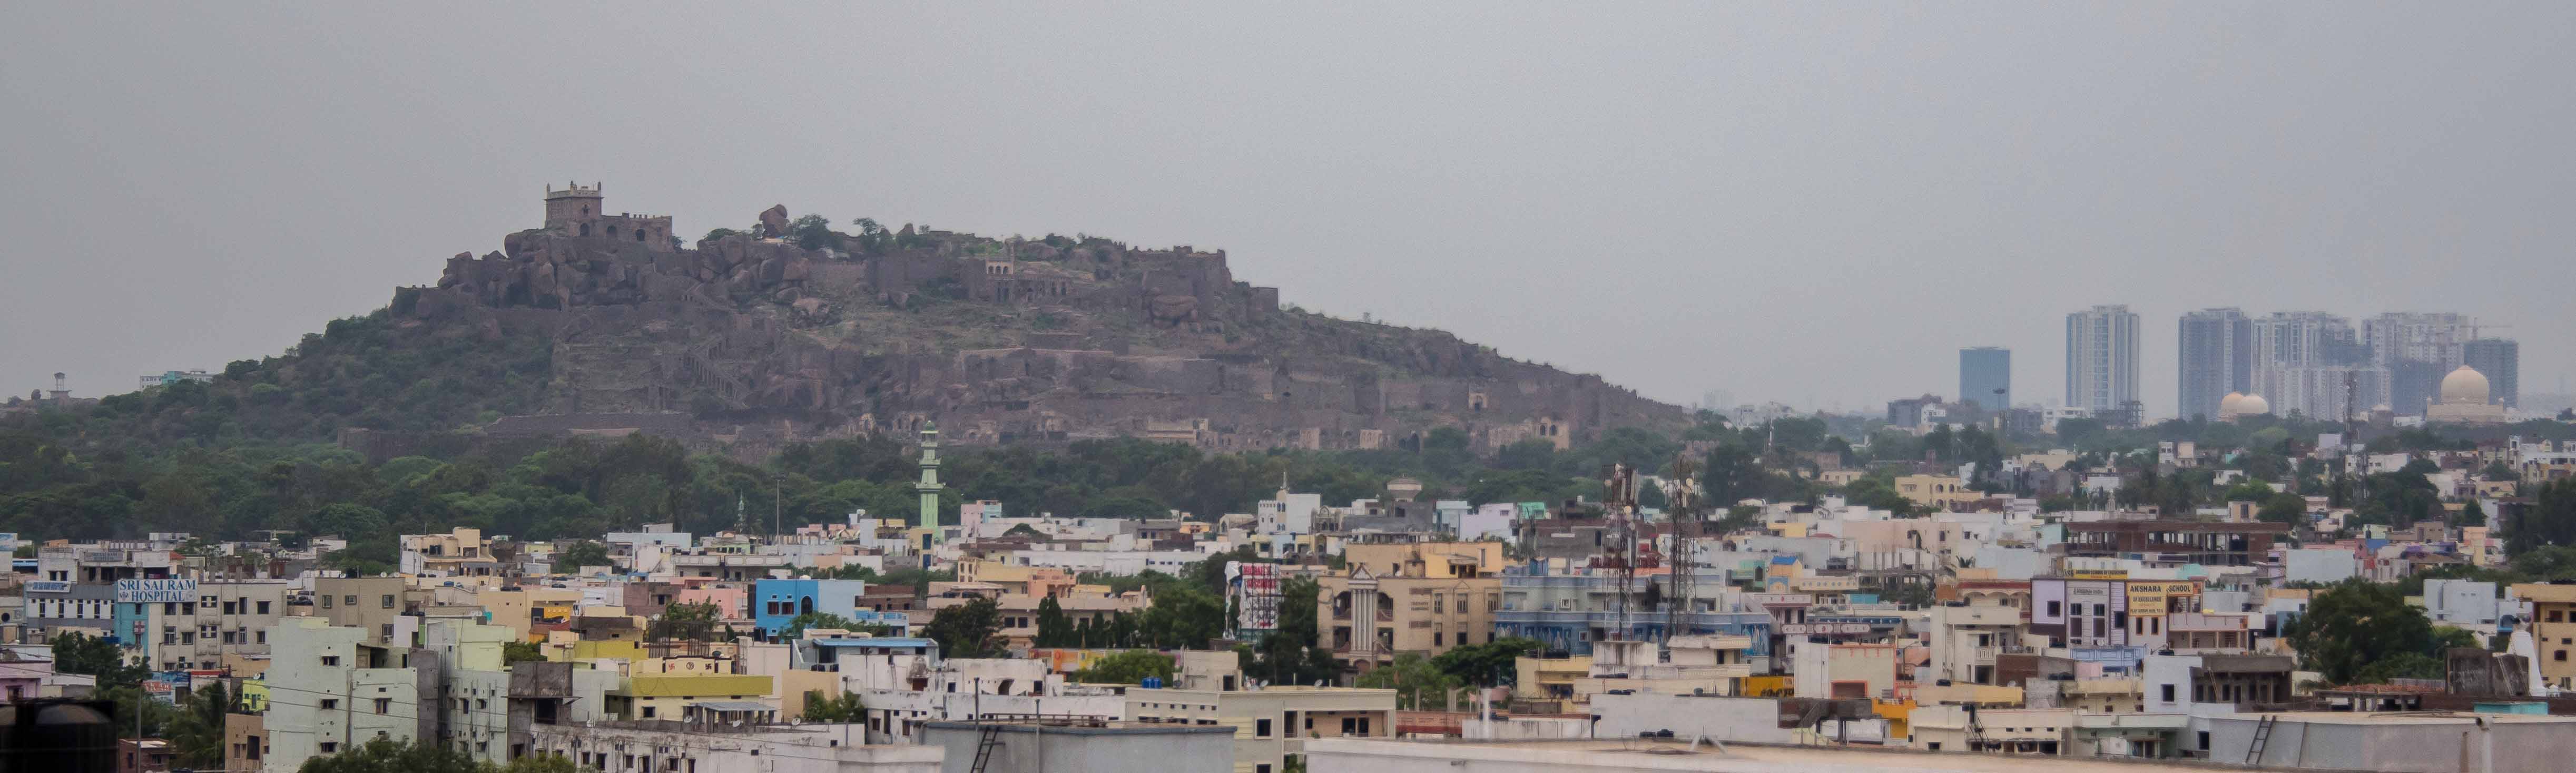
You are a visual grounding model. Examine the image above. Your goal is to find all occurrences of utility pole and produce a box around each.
[773,473,784,545]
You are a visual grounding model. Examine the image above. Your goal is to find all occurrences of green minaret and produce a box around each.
[915,421,944,541]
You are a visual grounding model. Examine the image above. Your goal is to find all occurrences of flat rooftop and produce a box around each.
[920,719,1235,737]
[2210,710,2576,726]
[1305,737,2345,772]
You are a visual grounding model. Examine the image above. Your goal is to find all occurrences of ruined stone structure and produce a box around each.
[382,184,1687,454]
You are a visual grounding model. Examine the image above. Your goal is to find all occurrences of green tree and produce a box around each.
[2353,652,2445,683]
[165,681,233,768]
[1138,583,1227,649]
[503,641,546,663]
[779,611,896,640]
[50,631,144,685]
[295,737,486,773]
[1430,637,1543,688]
[2281,580,2436,684]
[554,540,611,570]
[925,596,1004,657]
[2509,477,2576,554]
[648,602,723,642]
[1034,595,1075,648]
[2256,492,2309,525]
[1245,576,1339,687]
[1070,650,1178,684]
[1355,652,1460,709]
[803,690,866,721]
[788,214,839,251]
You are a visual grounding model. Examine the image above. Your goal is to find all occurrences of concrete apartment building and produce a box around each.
[144,579,290,671]
[400,527,498,578]
[1125,685,1397,773]
[2512,582,2576,690]
[2177,308,2253,422]
[2066,305,2141,418]
[312,575,410,644]
[1316,542,1502,667]
[263,617,433,773]
[918,719,1235,773]
[1893,475,1979,512]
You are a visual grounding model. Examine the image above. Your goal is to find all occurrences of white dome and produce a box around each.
[2218,393,2246,416]
[2234,394,2269,417]
[2441,365,2491,404]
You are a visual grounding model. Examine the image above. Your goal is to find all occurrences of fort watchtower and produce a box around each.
[544,181,605,233]
[542,181,675,251]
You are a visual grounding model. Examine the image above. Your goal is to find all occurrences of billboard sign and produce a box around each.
[1777,622,1874,635]
[115,578,199,604]
[1229,561,1282,635]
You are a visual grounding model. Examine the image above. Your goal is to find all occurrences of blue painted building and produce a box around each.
[1493,563,1772,657]
[751,579,869,639]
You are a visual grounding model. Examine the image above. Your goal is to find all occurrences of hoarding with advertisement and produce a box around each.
[1228,561,1282,636]
[115,578,198,604]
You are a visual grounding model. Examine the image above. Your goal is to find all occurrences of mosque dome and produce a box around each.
[2234,394,2270,417]
[2218,393,2246,417]
[2440,365,2491,405]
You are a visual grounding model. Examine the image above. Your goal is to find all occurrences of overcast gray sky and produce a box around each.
[6,3,2571,416]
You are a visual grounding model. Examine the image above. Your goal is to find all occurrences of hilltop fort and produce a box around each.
[362,183,1686,457]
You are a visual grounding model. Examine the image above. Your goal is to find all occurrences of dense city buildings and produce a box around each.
[2249,311,2375,420]
[2064,305,2141,420]
[2365,312,2480,416]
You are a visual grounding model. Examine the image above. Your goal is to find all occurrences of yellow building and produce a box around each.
[1125,686,1394,773]
[1340,541,1504,580]
[1315,542,1501,668]
[1513,654,1591,706]
[2513,583,2576,690]
[605,674,776,722]
[1893,475,1980,512]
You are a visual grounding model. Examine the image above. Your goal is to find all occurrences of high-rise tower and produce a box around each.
[2178,308,2253,421]
[2465,338,2520,409]
[2066,305,2140,416]
[1959,347,2011,412]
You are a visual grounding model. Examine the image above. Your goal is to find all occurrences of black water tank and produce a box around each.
[0,699,118,771]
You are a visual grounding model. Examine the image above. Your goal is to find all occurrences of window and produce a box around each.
[382,594,396,609]
[1433,632,1443,646]
[321,656,340,667]
[1256,719,1272,738]
[2198,731,2210,750]
[2046,601,2061,617]
[321,595,333,609]
[2555,650,2566,662]
[644,706,657,718]
[345,594,358,605]
[320,699,339,710]
[375,698,392,714]
[319,742,337,754]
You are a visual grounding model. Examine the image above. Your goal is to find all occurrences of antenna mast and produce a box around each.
[1605,463,1638,640]
[1664,454,1700,645]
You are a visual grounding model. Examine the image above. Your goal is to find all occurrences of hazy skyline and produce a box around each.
[6,4,2572,417]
